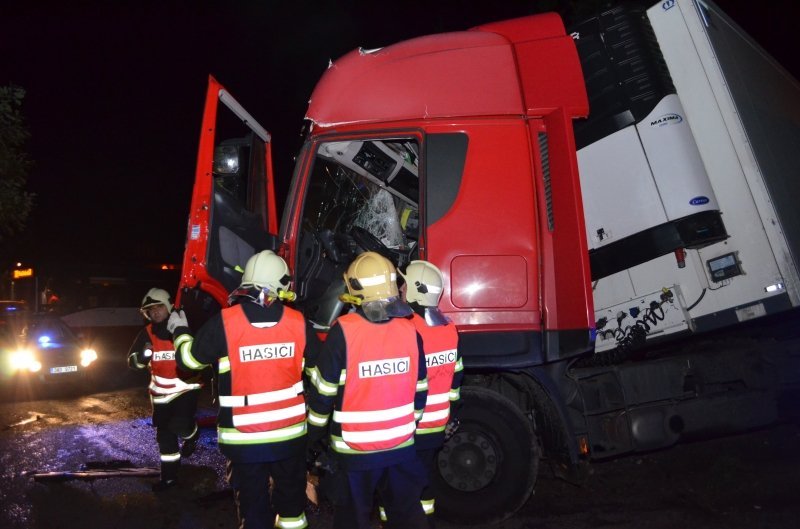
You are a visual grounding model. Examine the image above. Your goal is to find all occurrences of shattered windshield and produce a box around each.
[294,137,420,327]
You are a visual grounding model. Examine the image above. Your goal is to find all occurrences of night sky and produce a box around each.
[2,0,796,271]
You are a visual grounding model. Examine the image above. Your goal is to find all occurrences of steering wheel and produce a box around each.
[350,226,396,262]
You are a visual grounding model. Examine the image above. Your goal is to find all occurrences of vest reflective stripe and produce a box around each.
[148,378,201,395]
[160,452,181,462]
[425,392,451,406]
[420,408,450,424]
[218,422,306,444]
[341,421,416,444]
[232,402,307,428]
[336,314,419,452]
[412,314,459,432]
[218,380,304,407]
[333,402,414,424]
[221,304,306,435]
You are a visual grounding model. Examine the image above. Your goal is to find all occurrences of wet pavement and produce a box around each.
[1,369,798,529]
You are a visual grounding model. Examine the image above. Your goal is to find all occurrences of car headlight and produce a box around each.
[10,349,42,372]
[80,349,98,367]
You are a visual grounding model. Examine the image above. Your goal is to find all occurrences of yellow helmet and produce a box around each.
[239,250,291,296]
[344,252,398,303]
[399,260,444,307]
[140,288,172,318]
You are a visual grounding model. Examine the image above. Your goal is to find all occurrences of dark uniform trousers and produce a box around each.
[152,390,198,481]
[417,447,438,528]
[227,453,307,529]
[334,457,429,529]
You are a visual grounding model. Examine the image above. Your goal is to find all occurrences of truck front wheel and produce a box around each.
[434,386,538,525]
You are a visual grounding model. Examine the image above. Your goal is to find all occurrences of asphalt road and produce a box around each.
[0,373,798,529]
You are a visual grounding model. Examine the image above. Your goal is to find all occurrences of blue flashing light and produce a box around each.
[38,335,51,345]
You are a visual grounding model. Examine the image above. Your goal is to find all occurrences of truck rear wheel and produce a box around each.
[434,386,538,525]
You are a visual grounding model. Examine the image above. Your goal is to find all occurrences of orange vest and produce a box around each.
[146,325,200,401]
[221,304,306,434]
[335,313,419,452]
[411,313,459,432]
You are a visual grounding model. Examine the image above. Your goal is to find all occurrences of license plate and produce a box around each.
[50,365,78,374]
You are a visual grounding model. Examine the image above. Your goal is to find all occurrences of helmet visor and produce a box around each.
[362,297,413,322]
[424,307,450,327]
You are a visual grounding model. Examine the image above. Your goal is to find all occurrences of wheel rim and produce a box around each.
[437,429,499,491]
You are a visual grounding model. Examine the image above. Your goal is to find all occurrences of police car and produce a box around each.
[3,314,99,385]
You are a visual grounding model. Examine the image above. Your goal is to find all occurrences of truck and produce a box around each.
[176,0,800,524]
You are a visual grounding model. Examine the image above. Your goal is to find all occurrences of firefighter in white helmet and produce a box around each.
[169,250,319,529]
[391,260,463,527]
[128,287,202,492]
[305,251,429,529]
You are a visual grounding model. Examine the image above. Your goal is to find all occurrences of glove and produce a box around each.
[167,309,189,334]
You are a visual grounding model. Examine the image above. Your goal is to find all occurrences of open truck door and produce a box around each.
[177,76,278,327]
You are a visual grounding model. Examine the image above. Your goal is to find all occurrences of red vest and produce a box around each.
[335,313,419,452]
[221,304,306,434]
[146,325,201,402]
[411,313,459,432]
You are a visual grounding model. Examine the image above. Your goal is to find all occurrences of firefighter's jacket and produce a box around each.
[173,300,319,463]
[127,321,202,405]
[306,310,428,471]
[410,312,463,450]
[220,304,307,439]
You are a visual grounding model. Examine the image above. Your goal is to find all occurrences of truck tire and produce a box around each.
[434,386,538,525]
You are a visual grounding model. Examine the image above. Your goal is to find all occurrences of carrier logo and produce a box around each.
[662,0,676,10]
[153,351,175,362]
[690,196,710,206]
[650,113,683,127]
[426,349,457,368]
[239,342,295,362]
[359,357,410,378]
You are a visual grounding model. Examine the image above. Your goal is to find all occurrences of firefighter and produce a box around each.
[398,260,463,527]
[305,251,429,529]
[127,288,202,492]
[169,250,317,529]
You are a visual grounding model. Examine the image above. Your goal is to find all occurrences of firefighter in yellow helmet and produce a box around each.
[306,251,429,529]
[127,287,202,491]
[169,250,318,529]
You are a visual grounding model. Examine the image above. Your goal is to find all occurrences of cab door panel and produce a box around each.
[178,76,277,322]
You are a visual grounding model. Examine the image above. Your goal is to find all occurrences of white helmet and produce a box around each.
[399,260,444,307]
[140,288,172,318]
[239,250,291,297]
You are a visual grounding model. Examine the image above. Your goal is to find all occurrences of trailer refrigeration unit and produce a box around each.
[177,0,799,524]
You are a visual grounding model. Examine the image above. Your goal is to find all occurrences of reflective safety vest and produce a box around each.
[145,325,201,404]
[411,313,459,433]
[335,313,419,452]
[221,304,307,435]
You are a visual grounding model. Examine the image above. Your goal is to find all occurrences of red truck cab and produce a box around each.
[181,12,593,357]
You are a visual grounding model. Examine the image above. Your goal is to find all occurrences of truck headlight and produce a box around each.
[80,349,98,367]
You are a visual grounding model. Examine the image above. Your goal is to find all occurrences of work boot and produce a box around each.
[151,478,178,492]
[180,427,199,458]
